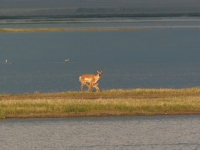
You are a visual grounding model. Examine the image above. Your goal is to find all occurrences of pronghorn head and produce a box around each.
[97,71,102,77]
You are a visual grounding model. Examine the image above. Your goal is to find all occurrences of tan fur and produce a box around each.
[79,71,102,92]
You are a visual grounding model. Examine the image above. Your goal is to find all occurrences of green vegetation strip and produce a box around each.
[1,88,200,119]
[0,27,145,33]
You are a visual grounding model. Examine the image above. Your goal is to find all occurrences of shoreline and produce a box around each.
[5,112,200,119]
[1,88,200,119]
[0,27,147,33]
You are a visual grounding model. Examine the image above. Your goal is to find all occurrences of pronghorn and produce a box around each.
[86,82,100,92]
[79,71,102,92]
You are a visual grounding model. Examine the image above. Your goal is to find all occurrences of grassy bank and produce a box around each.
[0,27,145,33]
[1,88,200,119]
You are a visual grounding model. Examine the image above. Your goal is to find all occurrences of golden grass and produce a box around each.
[0,27,146,33]
[1,88,200,100]
[1,88,200,119]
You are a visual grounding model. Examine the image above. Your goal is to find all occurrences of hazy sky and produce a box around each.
[0,0,200,16]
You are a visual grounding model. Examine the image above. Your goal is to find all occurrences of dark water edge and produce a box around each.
[0,13,200,24]
[1,13,200,18]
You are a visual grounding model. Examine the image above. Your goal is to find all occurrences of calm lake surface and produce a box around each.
[1,115,200,150]
[1,16,200,93]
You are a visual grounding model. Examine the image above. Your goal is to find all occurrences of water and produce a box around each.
[1,16,200,93]
[1,115,200,150]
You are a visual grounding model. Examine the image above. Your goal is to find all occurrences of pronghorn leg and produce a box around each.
[86,82,93,92]
[94,83,100,92]
[80,82,84,91]
[95,87,100,92]
[88,83,93,92]
[86,82,100,92]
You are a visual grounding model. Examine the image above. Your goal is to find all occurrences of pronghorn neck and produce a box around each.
[93,71,102,83]
[94,74,100,82]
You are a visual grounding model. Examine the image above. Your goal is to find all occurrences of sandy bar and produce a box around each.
[1,88,200,119]
[0,27,147,33]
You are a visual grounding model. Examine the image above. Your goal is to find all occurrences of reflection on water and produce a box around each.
[1,115,200,150]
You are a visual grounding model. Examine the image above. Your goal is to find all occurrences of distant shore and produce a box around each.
[0,27,146,33]
[1,88,200,119]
